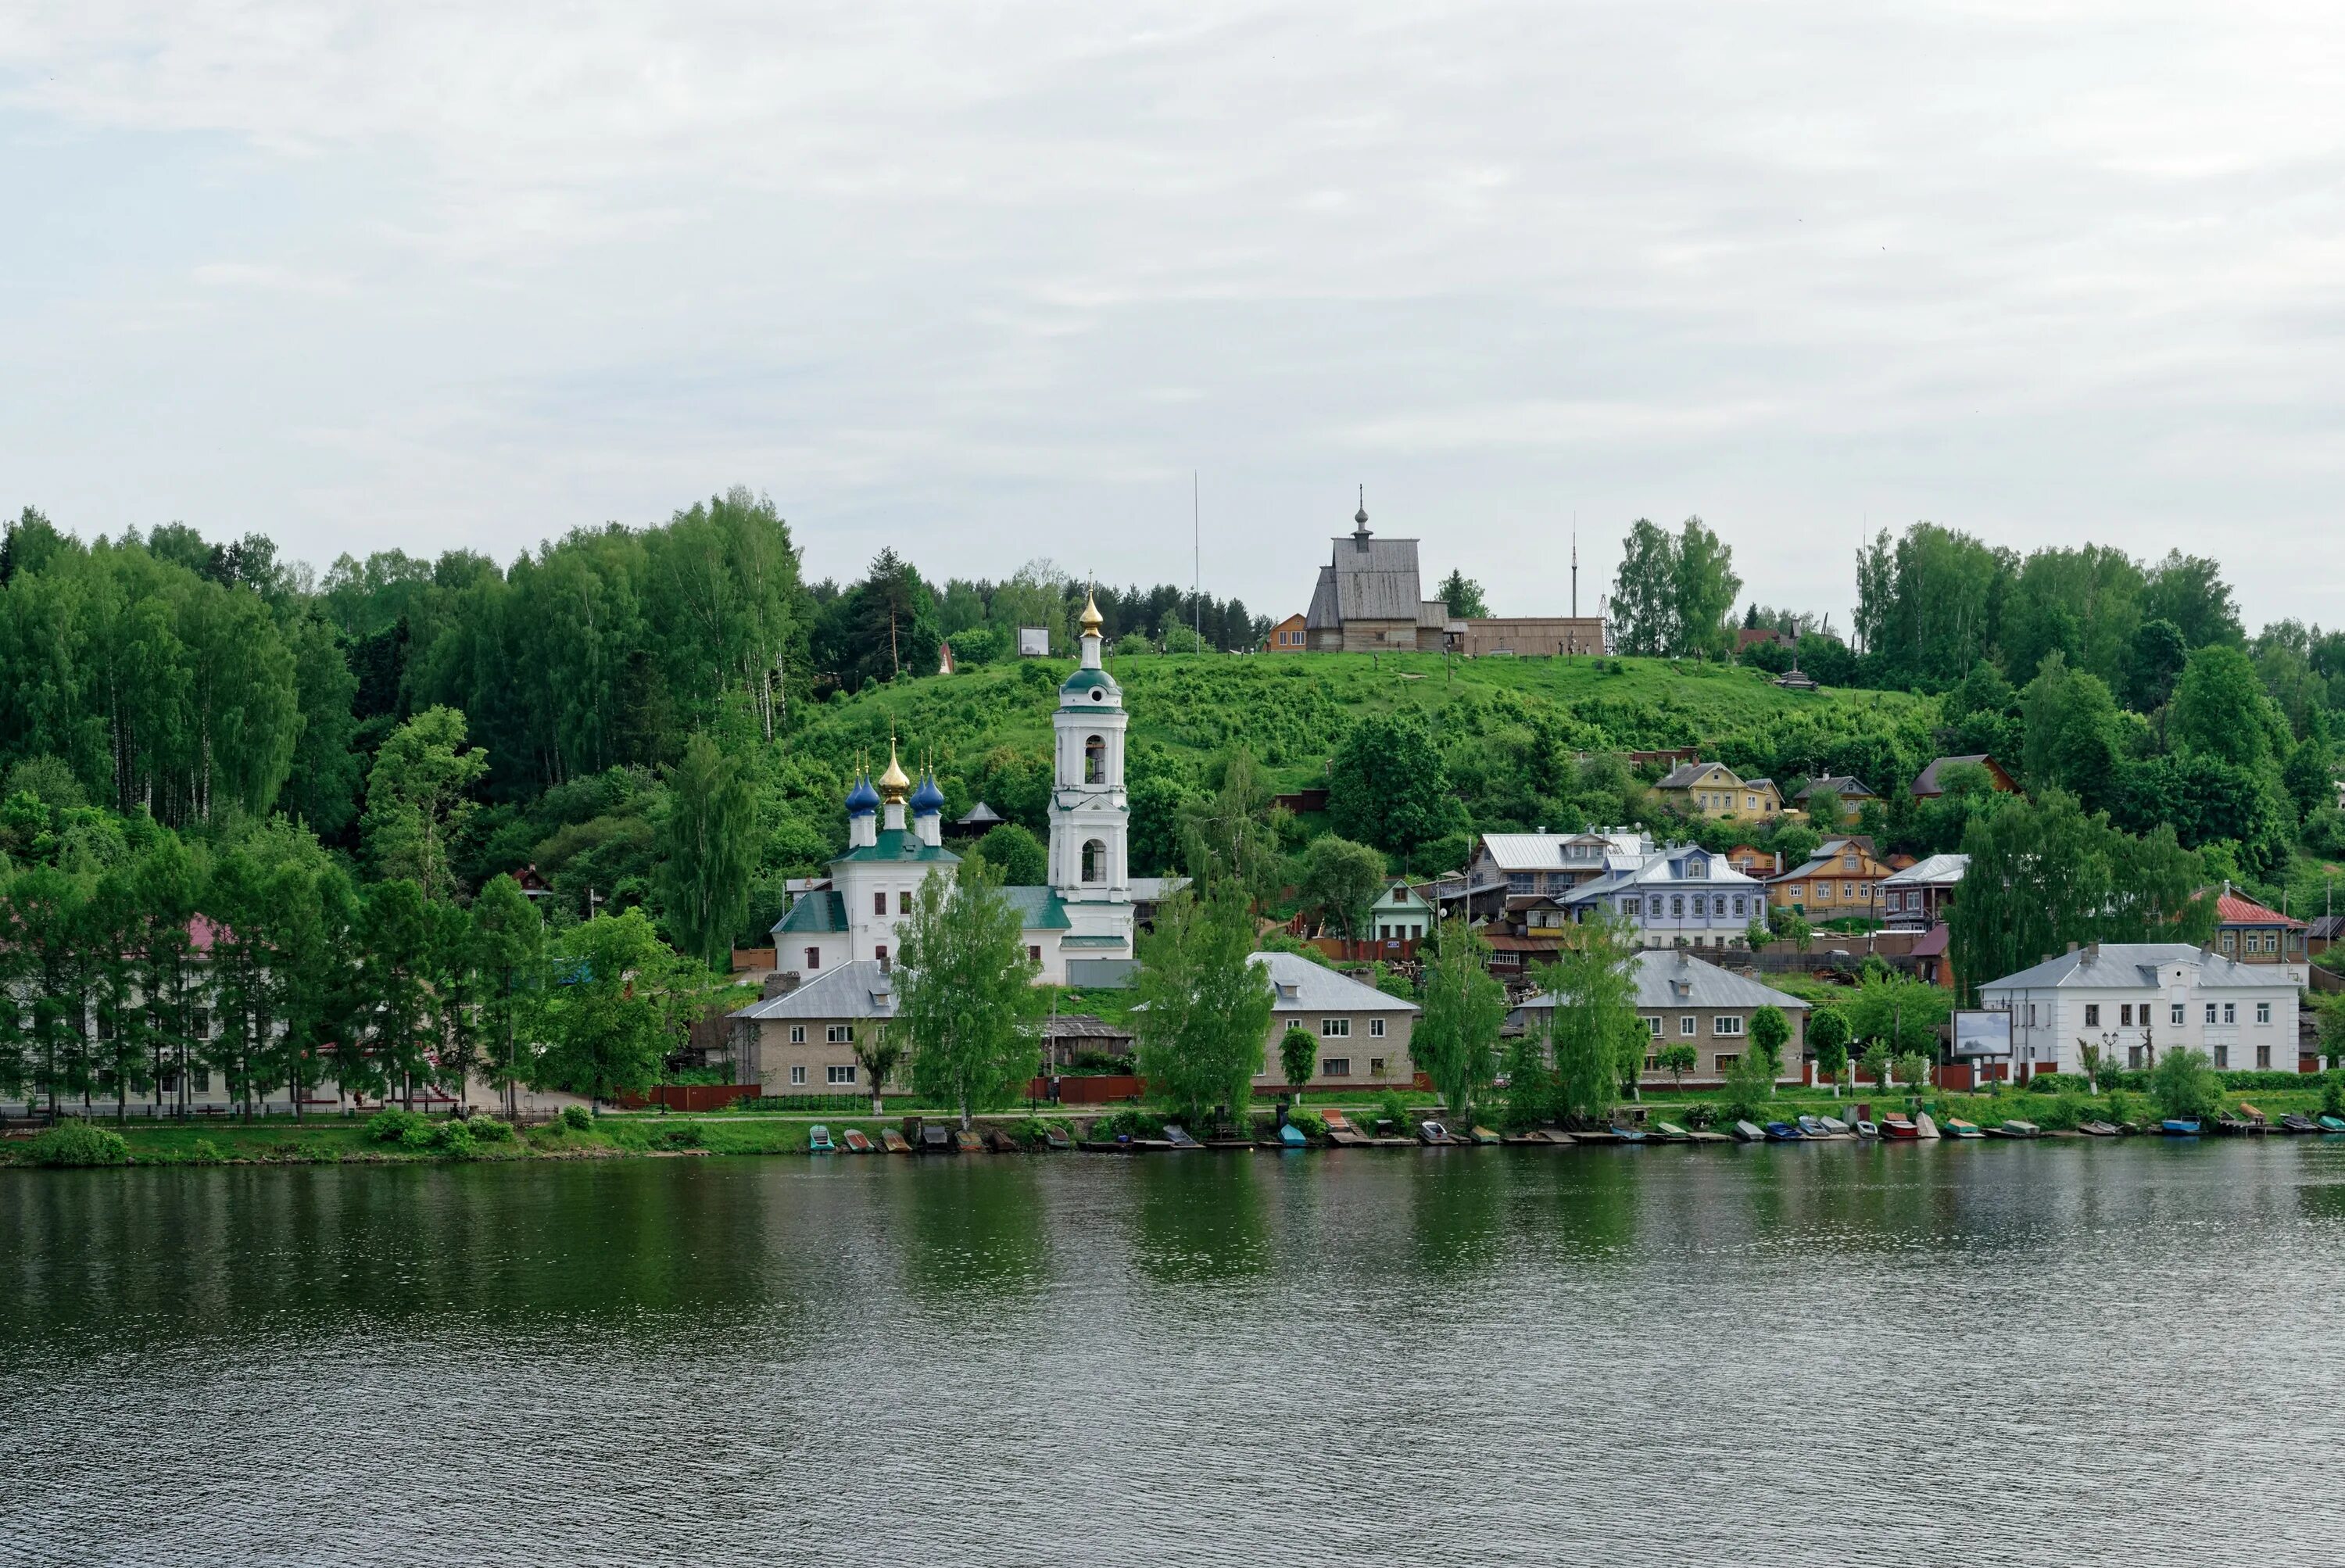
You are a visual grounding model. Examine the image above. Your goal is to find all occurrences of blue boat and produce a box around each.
[2322,1116,2345,1133]
[1278,1122,1308,1148]
[1764,1121,1805,1141]
[807,1125,835,1152]
[2161,1119,2201,1137]
[1610,1126,1648,1144]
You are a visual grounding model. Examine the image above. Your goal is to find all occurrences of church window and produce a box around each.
[872,891,886,917]
[804,947,820,971]
[898,890,911,915]
[875,945,889,969]
[1085,735,1106,784]
[1082,839,1107,883]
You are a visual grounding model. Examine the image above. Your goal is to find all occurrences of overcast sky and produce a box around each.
[5,1,2343,630]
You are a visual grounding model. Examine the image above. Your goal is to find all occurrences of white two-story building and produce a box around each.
[1976,943,2301,1076]
[1560,843,1770,949]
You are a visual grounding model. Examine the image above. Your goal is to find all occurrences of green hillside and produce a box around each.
[767,651,1940,876]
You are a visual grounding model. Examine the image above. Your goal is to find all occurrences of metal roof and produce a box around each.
[1517,950,1811,1014]
[1794,775,1876,800]
[1655,761,1735,789]
[1881,853,1968,887]
[729,960,899,1022]
[1251,950,1421,1013]
[1127,876,1190,903]
[772,891,848,936]
[997,885,1073,930]
[2214,890,2304,928]
[1561,845,1763,904]
[1477,829,1649,872]
[832,829,961,866]
[1975,943,2289,993]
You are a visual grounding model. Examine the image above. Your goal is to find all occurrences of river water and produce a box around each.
[6,1139,2345,1566]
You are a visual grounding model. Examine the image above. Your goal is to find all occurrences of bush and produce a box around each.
[1089,1108,1166,1140]
[1377,1089,1412,1133]
[656,1122,705,1149]
[23,1122,131,1167]
[2150,1047,2221,1122]
[366,1108,425,1144]
[466,1116,514,1144]
[1285,1108,1326,1141]
[560,1105,594,1132]
[431,1122,479,1160]
[2035,1093,2089,1132]
[400,1122,439,1152]
[2025,1072,2063,1095]
[2324,1074,2345,1119]
[1113,632,1152,657]
[187,1138,227,1165]
[2214,1070,2314,1092]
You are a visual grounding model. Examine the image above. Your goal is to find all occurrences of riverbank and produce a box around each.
[8,1074,2341,1166]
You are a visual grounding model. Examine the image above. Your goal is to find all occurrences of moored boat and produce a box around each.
[1652,1122,1694,1143]
[2279,1113,2318,1134]
[807,1125,835,1152]
[841,1128,874,1153]
[1162,1124,1203,1149]
[880,1128,913,1154]
[1611,1125,1649,1144]
[1417,1120,1458,1145]
[1044,1127,1074,1151]
[1820,1115,1851,1137]
[1914,1112,1940,1140]
[1763,1120,1804,1141]
[1880,1114,1917,1139]
[2160,1118,2201,1137]
[1731,1120,1767,1142]
[1854,1119,1881,1139]
[2076,1120,2118,1137]
[1995,1119,2041,1139]
[1470,1126,1502,1146]
[985,1129,1021,1153]
[1279,1122,1309,1148]
[1795,1115,1829,1137]
[1942,1118,1985,1140]
[2321,1115,2345,1133]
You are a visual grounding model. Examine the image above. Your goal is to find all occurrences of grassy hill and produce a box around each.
[786,650,1939,804]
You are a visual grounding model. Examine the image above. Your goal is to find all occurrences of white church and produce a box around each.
[766,593,1143,986]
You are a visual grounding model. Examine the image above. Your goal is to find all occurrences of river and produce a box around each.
[6,1139,2345,1565]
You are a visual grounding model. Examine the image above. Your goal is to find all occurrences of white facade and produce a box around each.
[1046,602,1136,964]
[1562,844,1769,949]
[1976,943,2301,1075]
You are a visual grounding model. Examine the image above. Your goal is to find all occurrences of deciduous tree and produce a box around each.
[1134,883,1274,1129]
[1412,918,1506,1129]
[898,857,1044,1129]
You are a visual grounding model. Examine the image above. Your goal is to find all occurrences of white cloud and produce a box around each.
[3,0,2345,624]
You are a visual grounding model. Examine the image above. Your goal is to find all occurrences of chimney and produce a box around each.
[2067,941,2079,954]
[2085,941,2099,960]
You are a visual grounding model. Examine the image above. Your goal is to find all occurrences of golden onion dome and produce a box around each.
[877,739,912,803]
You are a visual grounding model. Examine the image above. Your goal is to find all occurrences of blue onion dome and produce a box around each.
[845,774,881,817]
[910,772,946,817]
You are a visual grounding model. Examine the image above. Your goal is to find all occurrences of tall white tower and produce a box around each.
[1048,592,1132,955]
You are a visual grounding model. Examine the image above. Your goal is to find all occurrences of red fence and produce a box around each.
[1026,1074,1146,1105]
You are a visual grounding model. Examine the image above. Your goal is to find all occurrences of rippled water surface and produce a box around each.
[8,1139,2345,1565]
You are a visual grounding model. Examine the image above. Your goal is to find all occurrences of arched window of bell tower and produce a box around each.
[1084,735,1106,785]
[1081,839,1107,883]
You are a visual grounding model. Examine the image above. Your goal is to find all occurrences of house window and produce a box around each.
[2025,1003,2038,1026]
[2221,932,2236,951]
[2084,1004,2100,1027]
[1679,1015,1697,1036]
[1714,1054,1740,1070]
[1321,1018,1351,1037]
[2119,1004,2132,1027]
[827,1065,857,1085]
[805,947,821,970]
[898,890,912,915]
[2128,1046,2143,1069]
[2205,1003,2218,1024]
[1842,882,1855,900]
[826,1025,854,1044]
[193,1069,210,1092]
[1817,884,1832,902]
[1670,897,1684,918]
[1645,1054,1661,1072]
[1369,1018,1385,1037]
[2257,1002,2272,1024]
[1369,1058,1387,1078]
[1649,897,1663,918]
[872,892,886,917]
[1788,884,1805,900]
[2214,1046,2229,1069]
[2257,1045,2272,1069]
[1509,874,1534,893]
[1714,1015,1744,1036]
[192,1009,210,1038]
[875,945,889,969]
[2171,1004,2184,1026]
[2223,1003,2236,1024]
[789,1065,807,1085]
[1646,1015,1663,1036]
[1321,1058,1352,1078]
[1732,896,1745,916]
[789,1025,806,1044]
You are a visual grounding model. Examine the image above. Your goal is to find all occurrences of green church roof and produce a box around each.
[772,891,848,935]
[832,829,962,866]
[997,886,1072,930]
[1058,667,1121,705]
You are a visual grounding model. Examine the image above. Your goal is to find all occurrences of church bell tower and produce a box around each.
[1048,593,1130,947]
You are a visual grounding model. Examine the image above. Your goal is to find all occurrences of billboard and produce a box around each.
[1952,1009,2013,1058]
[1017,625,1051,657]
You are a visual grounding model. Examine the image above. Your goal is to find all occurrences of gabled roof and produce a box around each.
[1476,830,1649,872]
[1561,844,1760,903]
[1975,943,2286,993]
[1655,761,1733,789]
[773,891,848,936]
[1910,754,2017,797]
[2309,914,2345,940]
[1517,950,1810,1014]
[1795,775,1876,801]
[2214,890,2304,929]
[1251,950,1421,1013]
[833,828,960,865]
[1881,853,1968,887]
[729,960,899,1022]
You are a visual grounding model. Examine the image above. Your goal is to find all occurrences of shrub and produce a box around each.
[2324,1073,2345,1119]
[367,1108,425,1144]
[1286,1108,1326,1141]
[2035,1093,2088,1132]
[23,1122,131,1168]
[466,1116,514,1144]
[2025,1072,2063,1095]
[560,1105,594,1132]
[187,1138,227,1165]
[2149,1047,2221,1122]
[432,1122,479,1160]
[1721,1051,1775,1122]
[400,1122,439,1152]
[1089,1108,1166,1140]
[1377,1089,1412,1133]
[657,1122,705,1149]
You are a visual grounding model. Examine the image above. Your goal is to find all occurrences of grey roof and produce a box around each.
[1882,853,1968,888]
[1040,1013,1132,1040]
[2310,914,2345,940]
[1795,775,1876,800]
[1518,950,1810,1015]
[730,960,899,1022]
[1477,829,1649,872]
[773,891,847,936]
[1128,875,1190,903]
[1560,844,1763,904]
[1305,535,1427,627]
[1656,761,1731,789]
[1251,950,1421,1014]
[1975,943,2288,993]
